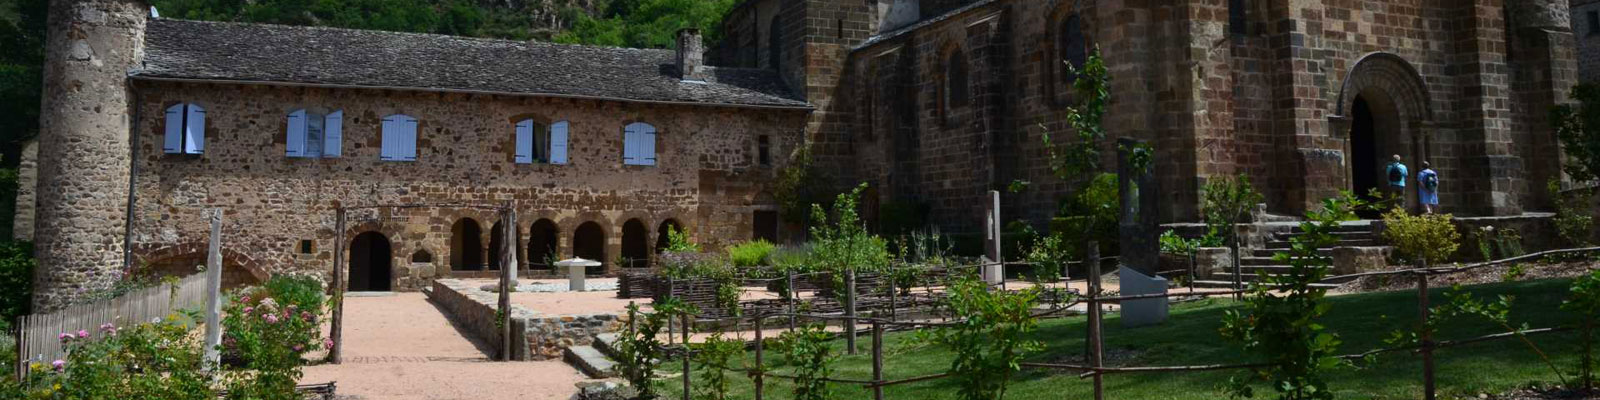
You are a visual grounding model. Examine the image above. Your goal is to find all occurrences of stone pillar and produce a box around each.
[31,0,147,312]
[1508,0,1578,211]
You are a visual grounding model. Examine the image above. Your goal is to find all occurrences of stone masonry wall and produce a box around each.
[430,279,622,361]
[122,81,808,291]
[31,0,147,312]
[1575,0,1600,82]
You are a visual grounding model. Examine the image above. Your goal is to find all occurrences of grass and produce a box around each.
[658,277,1591,399]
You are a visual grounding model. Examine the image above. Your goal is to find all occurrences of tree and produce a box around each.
[1552,83,1600,183]
[0,0,45,169]
[553,0,739,49]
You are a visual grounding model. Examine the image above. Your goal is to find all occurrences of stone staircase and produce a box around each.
[564,332,621,379]
[1193,221,1385,290]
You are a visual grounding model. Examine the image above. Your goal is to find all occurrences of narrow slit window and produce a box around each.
[758,135,771,167]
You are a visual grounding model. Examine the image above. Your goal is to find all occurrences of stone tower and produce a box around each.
[31,0,146,312]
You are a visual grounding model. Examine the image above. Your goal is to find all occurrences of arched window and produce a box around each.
[380,114,418,161]
[623,122,657,166]
[942,48,970,118]
[287,109,343,158]
[163,103,205,155]
[515,119,569,165]
[1058,15,1087,85]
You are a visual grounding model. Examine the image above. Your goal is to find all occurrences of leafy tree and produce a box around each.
[553,0,739,48]
[915,278,1043,400]
[1202,174,1264,249]
[0,240,32,321]
[1565,270,1600,390]
[1042,48,1109,181]
[0,0,44,170]
[1552,83,1600,183]
[777,323,835,400]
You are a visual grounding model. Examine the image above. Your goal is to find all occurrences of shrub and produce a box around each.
[691,331,744,400]
[0,240,31,322]
[1380,208,1461,266]
[1025,233,1070,284]
[808,184,891,290]
[1549,180,1594,247]
[778,323,835,400]
[726,240,776,268]
[664,225,701,253]
[1202,174,1265,248]
[3,320,213,400]
[613,298,695,399]
[915,278,1043,400]
[1564,270,1600,390]
[220,276,328,399]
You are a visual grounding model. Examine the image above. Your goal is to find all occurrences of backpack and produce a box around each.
[1425,172,1438,190]
[1387,163,1403,183]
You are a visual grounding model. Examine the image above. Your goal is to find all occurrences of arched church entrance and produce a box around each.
[349,231,392,291]
[1336,53,1433,217]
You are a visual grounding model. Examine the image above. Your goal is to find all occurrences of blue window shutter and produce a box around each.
[163,104,183,154]
[622,124,638,165]
[514,119,533,164]
[550,121,569,165]
[642,124,657,165]
[380,117,397,161]
[402,116,418,161]
[323,111,343,158]
[184,104,206,154]
[286,109,306,157]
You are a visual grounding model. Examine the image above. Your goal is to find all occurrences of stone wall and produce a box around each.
[111,81,806,291]
[1575,0,1600,82]
[429,279,622,361]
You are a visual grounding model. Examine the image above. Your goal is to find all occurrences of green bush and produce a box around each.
[691,331,744,400]
[808,184,891,280]
[726,240,776,268]
[3,320,213,399]
[1380,208,1461,265]
[777,323,835,400]
[1566,270,1600,390]
[0,240,32,322]
[1550,180,1594,247]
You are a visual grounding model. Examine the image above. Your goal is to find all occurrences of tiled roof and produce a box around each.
[133,19,811,109]
[855,0,998,51]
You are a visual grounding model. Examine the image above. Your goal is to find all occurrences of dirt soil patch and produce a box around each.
[1335,259,1598,294]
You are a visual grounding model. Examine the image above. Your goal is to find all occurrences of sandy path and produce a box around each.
[302,293,591,400]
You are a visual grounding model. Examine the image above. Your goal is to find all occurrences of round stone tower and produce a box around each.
[31,0,147,312]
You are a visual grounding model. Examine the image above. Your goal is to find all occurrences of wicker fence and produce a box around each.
[14,273,209,373]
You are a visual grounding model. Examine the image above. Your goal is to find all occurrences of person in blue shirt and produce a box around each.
[1417,161,1439,214]
[1384,154,1408,207]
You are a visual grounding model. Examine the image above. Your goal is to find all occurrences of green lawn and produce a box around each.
[659,277,1590,399]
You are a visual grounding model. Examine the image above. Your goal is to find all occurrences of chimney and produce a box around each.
[676,28,707,82]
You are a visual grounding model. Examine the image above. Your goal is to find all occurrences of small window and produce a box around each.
[298,240,314,254]
[757,135,771,166]
[1589,11,1599,35]
[287,109,343,158]
[943,49,970,114]
[623,122,657,166]
[163,103,205,155]
[380,114,418,161]
[1229,0,1247,35]
[411,250,434,263]
[515,119,569,165]
[1059,15,1087,85]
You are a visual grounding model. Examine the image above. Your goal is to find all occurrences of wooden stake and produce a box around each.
[872,320,885,400]
[330,208,346,364]
[203,209,223,371]
[754,316,764,400]
[787,271,797,332]
[1087,241,1104,400]
[681,312,692,400]
[1419,262,1434,400]
[846,269,857,355]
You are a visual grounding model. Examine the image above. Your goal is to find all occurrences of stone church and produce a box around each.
[20,0,1582,310]
[712,0,1577,233]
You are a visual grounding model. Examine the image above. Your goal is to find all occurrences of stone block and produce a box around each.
[1330,246,1389,275]
[1118,267,1168,327]
[1194,247,1232,280]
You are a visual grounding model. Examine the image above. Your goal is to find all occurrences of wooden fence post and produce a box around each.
[13,316,23,381]
[872,320,884,400]
[499,206,518,362]
[681,312,692,400]
[330,207,346,364]
[1418,261,1434,400]
[888,263,898,322]
[1231,237,1243,300]
[846,269,857,355]
[203,209,223,371]
[1087,241,1104,400]
[667,278,675,346]
[754,316,764,400]
[786,271,797,332]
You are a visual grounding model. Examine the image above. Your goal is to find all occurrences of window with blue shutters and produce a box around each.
[163,103,205,155]
[622,122,656,166]
[381,114,418,161]
[287,109,343,158]
[515,119,570,165]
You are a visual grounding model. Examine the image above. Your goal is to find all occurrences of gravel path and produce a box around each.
[301,293,592,400]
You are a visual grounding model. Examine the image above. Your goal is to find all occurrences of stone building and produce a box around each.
[1575,0,1600,82]
[714,0,1578,232]
[24,0,808,310]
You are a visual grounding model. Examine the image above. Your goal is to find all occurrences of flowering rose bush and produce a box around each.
[219,275,327,399]
[1,319,213,400]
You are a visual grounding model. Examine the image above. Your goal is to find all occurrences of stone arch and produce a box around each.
[132,244,266,290]
[450,217,485,271]
[349,231,393,291]
[1332,52,1435,213]
[528,218,560,270]
[656,218,686,253]
[620,219,651,269]
[572,221,607,275]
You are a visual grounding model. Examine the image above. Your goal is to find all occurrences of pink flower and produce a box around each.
[77,330,89,339]
[301,311,315,322]
[292,344,304,352]
[240,295,251,303]
[243,307,254,314]
[287,304,298,311]
[58,333,72,342]
[99,323,115,332]
[51,360,64,371]
[323,338,334,349]
[263,314,279,324]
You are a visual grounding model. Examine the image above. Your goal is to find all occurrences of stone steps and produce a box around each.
[564,345,618,379]
[593,332,621,360]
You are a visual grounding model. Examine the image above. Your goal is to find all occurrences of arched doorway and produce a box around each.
[1336,53,1433,217]
[621,219,650,269]
[656,219,684,253]
[488,221,505,271]
[573,221,606,275]
[451,218,484,271]
[139,253,261,290]
[529,219,558,270]
[349,231,393,291]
